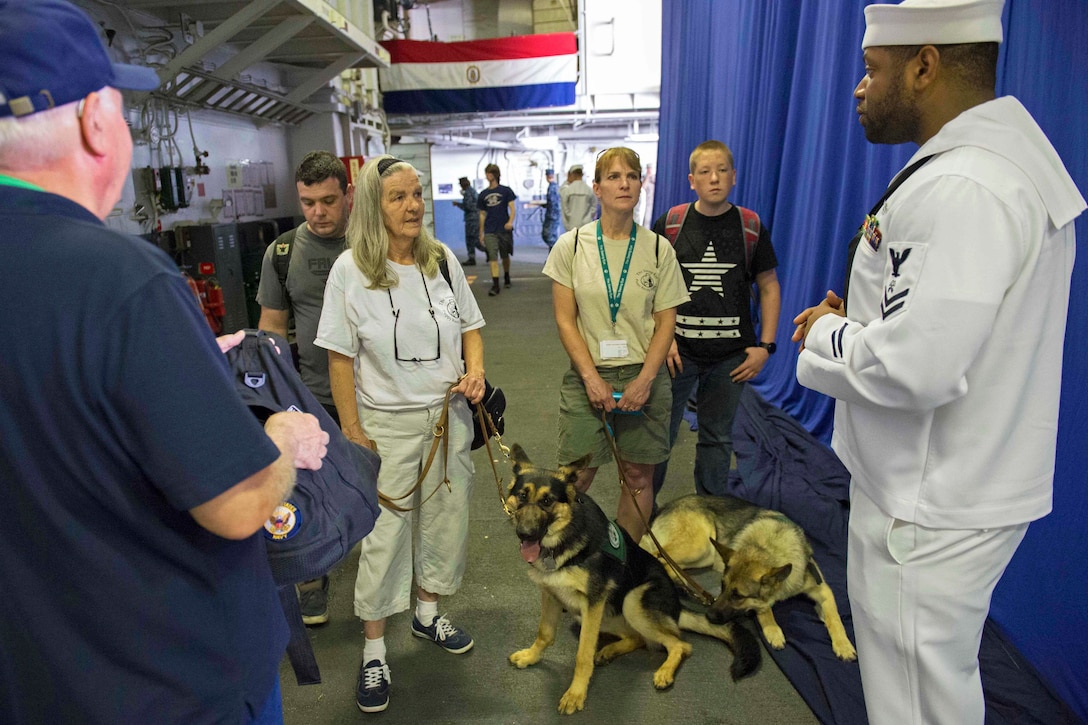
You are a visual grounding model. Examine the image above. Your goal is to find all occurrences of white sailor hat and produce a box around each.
[862,0,1004,49]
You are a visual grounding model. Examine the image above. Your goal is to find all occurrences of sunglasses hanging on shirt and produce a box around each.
[387,269,440,363]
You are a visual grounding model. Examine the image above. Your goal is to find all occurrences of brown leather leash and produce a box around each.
[598,409,715,606]
[475,396,514,518]
[376,381,513,517]
[376,383,457,513]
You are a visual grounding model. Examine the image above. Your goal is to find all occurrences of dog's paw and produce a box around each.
[763,625,786,649]
[558,687,587,714]
[509,648,540,668]
[652,666,677,690]
[832,637,857,661]
[593,640,624,665]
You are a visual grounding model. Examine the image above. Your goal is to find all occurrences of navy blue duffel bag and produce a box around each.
[226,329,381,684]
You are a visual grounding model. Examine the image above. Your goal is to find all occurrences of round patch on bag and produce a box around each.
[263,502,301,541]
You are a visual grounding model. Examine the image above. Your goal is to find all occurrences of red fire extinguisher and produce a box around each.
[204,279,225,334]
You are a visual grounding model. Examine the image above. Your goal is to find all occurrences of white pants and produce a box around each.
[353,403,474,621]
[848,483,1027,725]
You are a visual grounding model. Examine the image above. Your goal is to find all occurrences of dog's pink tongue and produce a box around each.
[520,540,541,563]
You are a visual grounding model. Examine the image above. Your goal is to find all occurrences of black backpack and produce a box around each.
[227,329,381,684]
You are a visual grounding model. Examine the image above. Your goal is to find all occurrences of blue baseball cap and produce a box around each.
[0,0,160,119]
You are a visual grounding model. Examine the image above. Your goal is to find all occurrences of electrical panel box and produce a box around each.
[181,224,248,333]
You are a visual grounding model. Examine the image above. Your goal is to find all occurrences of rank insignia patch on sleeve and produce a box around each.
[880,244,925,320]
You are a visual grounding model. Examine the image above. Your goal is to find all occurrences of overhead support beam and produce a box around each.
[292,0,390,68]
[216,15,316,81]
[284,52,361,105]
[412,134,520,150]
[134,0,388,127]
[156,0,281,83]
[181,15,315,104]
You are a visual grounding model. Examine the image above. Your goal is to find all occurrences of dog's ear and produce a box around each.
[765,563,793,585]
[558,453,592,482]
[510,443,531,473]
[710,537,736,566]
[565,482,581,504]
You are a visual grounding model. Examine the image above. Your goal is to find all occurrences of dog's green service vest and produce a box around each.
[601,520,627,563]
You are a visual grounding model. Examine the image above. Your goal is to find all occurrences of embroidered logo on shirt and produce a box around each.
[264,502,301,541]
[636,269,657,291]
[442,298,460,322]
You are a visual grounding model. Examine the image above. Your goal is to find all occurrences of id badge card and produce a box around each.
[599,339,629,359]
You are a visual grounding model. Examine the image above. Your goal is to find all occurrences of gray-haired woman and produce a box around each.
[316,155,485,714]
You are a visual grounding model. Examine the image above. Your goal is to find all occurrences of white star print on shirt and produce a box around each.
[681,240,736,296]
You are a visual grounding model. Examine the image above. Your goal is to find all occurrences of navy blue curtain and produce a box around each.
[657,0,1087,719]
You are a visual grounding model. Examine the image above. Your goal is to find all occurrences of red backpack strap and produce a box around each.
[663,203,691,245]
[737,206,761,277]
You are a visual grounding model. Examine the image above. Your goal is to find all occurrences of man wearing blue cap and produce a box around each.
[793,1,1085,722]
[0,2,329,723]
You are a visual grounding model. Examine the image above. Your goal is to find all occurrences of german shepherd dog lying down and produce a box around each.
[506,445,760,715]
[640,494,857,661]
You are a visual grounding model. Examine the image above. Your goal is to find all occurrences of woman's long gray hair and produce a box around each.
[347,154,445,289]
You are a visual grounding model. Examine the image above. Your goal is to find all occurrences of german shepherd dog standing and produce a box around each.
[640,494,857,661]
[506,445,760,715]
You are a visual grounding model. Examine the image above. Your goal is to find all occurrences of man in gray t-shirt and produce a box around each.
[560,164,596,231]
[256,151,352,625]
[257,151,352,418]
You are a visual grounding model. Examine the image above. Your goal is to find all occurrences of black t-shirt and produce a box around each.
[653,204,777,363]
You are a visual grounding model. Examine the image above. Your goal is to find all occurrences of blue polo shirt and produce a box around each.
[0,184,286,724]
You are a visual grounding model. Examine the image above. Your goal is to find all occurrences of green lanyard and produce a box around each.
[595,220,638,331]
[0,174,44,192]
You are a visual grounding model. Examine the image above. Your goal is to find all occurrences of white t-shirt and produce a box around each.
[316,245,485,411]
[543,223,689,367]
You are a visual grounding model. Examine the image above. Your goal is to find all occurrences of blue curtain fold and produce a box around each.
[657,0,1087,719]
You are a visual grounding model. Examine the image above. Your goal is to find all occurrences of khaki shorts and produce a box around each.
[483,230,513,261]
[557,363,672,468]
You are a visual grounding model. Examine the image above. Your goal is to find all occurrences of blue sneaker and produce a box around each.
[356,659,390,713]
[411,614,475,654]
